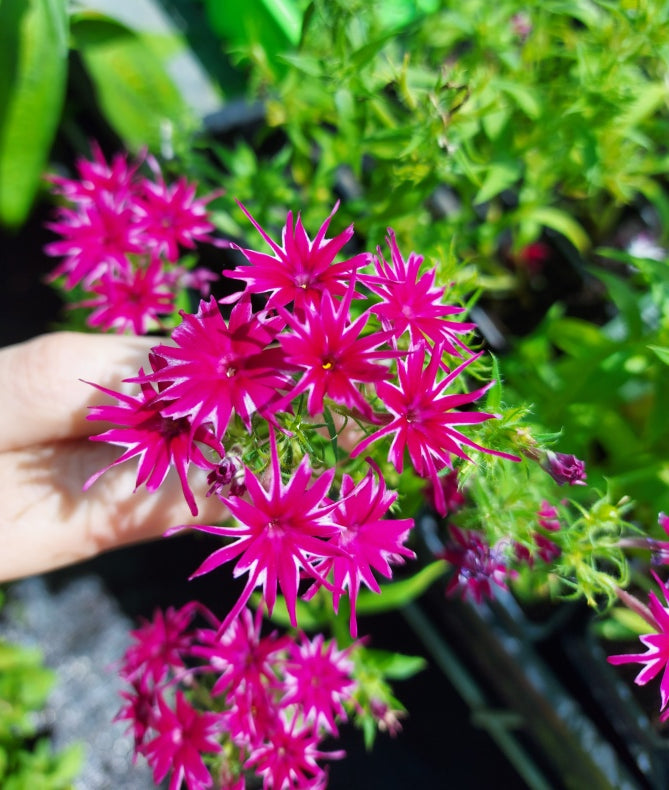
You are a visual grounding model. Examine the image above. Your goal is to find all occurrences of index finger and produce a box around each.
[0,332,155,453]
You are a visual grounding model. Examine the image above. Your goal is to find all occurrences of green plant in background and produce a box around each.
[0,593,82,789]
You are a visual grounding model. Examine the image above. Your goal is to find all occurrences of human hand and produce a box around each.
[0,332,223,582]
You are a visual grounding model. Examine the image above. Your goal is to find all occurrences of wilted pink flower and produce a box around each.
[225,203,368,310]
[351,343,519,515]
[425,470,466,516]
[120,603,198,684]
[369,698,405,737]
[133,157,219,262]
[184,430,342,632]
[143,690,222,790]
[77,257,175,335]
[281,633,356,735]
[143,296,289,437]
[306,463,415,637]
[362,230,474,354]
[534,533,561,563]
[277,284,393,418]
[45,195,141,288]
[608,572,669,720]
[115,676,157,754]
[84,358,223,515]
[244,715,343,790]
[439,526,516,604]
[543,451,587,486]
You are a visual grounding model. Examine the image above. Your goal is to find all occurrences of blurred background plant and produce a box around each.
[4,0,669,787]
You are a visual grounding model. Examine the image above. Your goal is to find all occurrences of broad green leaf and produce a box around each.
[71,15,192,152]
[0,0,68,227]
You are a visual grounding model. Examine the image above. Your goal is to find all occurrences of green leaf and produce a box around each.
[71,15,192,152]
[515,206,590,252]
[0,0,68,227]
[355,561,447,614]
[359,648,426,680]
[473,161,521,205]
[649,345,669,366]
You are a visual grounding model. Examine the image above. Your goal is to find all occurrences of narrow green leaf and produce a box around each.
[0,0,68,227]
[359,648,427,680]
[473,161,521,205]
[516,206,589,252]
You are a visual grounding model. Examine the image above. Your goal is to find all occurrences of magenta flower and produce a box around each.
[351,343,520,515]
[133,157,219,262]
[45,195,141,288]
[306,463,415,637]
[542,450,587,486]
[608,573,669,719]
[143,691,222,790]
[280,633,355,735]
[361,230,475,354]
[192,608,288,699]
[84,358,223,515]
[184,430,342,632]
[277,284,393,418]
[143,296,289,438]
[120,603,198,684]
[244,715,343,790]
[225,202,369,310]
[439,526,516,604]
[47,141,140,206]
[77,257,175,335]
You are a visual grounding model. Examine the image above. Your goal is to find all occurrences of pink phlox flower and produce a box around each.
[222,685,278,749]
[47,140,141,207]
[305,462,415,637]
[133,157,219,262]
[77,256,175,335]
[206,455,247,499]
[143,690,222,790]
[45,194,142,289]
[84,362,223,515]
[608,572,669,718]
[276,283,395,418]
[542,450,587,486]
[185,430,344,633]
[225,202,369,311]
[280,633,356,736]
[191,608,288,699]
[120,603,199,685]
[537,500,561,532]
[141,295,290,437]
[115,676,158,756]
[439,526,516,604]
[351,343,520,516]
[361,230,475,355]
[244,714,344,790]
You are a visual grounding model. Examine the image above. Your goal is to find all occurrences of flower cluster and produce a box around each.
[82,193,520,636]
[45,143,220,333]
[116,604,359,790]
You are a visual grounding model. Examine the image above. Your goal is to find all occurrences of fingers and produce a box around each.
[0,439,227,582]
[0,332,155,453]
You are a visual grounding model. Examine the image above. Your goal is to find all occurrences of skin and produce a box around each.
[0,332,224,582]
